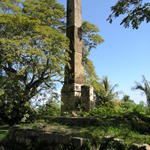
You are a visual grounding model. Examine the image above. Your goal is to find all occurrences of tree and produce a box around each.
[82,21,103,85]
[122,95,134,103]
[0,0,103,124]
[82,21,104,55]
[36,94,60,118]
[0,0,69,125]
[95,76,119,105]
[133,75,150,107]
[81,21,106,106]
[108,0,150,29]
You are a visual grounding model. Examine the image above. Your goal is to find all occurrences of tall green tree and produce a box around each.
[0,0,69,125]
[133,75,150,107]
[82,21,104,85]
[108,0,150,29]
[82,21,105,106]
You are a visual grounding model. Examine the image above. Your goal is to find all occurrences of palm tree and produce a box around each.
[122,95,134,103]
[133,75,150,107]
[95,76,119,105]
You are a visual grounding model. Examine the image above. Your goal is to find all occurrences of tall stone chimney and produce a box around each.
[61,0,94,114]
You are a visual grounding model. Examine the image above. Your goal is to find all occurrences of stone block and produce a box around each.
[61,83,83,114]
[100,137,125,150]
[81,85,95,111]
[129,144,150,150]
[67,0,82,27]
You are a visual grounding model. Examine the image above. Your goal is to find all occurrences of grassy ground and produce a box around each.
[0,125,9,142]
[1,105,150,147]
[22,123,150,145]
[21,111,150,146]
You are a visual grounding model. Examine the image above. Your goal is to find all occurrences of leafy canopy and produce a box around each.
[108,0,150,29]
[0,0,69,124]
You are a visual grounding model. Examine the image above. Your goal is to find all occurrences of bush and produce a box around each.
[36,100,60,118]
[89,100,149,118]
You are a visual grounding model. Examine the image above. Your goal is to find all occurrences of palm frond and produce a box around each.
[134,75,150,107]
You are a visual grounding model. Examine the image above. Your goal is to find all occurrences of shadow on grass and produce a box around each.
[45,112,150,135]
[66,112,150,145]
[39,111,150,145]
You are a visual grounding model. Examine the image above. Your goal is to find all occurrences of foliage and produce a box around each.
[84,59,99,86]
[0,125,8,143]
[0,0,69,125]
[89,100,147,117]
[82,21,104,60]
[133,75,150,107]
[2,100,150,148]
[82,22,105,107]
[108,0,150,29]
[122,95,134,103]
[82,21,103,86]
[37,99,60,118]
[18,107,150,146]
[95,77,119,106]
[85,101,150,146]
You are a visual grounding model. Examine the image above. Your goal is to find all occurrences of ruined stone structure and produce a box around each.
[61,0,94,114]
[2,127,150,150]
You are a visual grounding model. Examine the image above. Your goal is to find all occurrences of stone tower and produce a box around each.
[65,0,84,85]
[61,0,94,114]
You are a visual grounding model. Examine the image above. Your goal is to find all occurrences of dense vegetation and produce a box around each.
[1,100,150,148]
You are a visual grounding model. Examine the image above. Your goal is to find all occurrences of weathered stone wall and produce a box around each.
[1,127,150,150]
[1,127,89,150]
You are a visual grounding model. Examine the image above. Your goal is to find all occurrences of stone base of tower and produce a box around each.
[61,83,82,115]
[81,85,95,111]
[61,83,95,115]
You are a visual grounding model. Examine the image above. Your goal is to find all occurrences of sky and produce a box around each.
[58,0,150,104]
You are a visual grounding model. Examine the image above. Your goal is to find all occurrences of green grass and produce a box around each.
[21,112,150,146]
[0,125,9,142]
[2,101,150,147]
[2,119,150,148]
